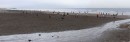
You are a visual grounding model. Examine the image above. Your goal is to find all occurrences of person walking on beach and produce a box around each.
[106,13,108,15]
[102,12,105,18]
[97,14,99,18]
[61,17,64,20]
[67,13,69,15]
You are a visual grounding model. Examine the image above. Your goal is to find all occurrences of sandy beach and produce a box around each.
[0,10,130,42]
[0,10,125,35]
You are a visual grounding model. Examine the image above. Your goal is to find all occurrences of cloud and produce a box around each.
[0,0,130,8]
[87,0,130,8]
[0,0,88,8]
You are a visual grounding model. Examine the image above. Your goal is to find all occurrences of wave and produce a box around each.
[10,8,130,15]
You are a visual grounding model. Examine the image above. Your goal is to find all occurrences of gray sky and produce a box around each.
[0,0,130,9]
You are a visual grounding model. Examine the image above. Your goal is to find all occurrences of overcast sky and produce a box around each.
[0,0,130,9]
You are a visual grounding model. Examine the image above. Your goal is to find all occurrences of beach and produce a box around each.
[0,10,125,35]
[0,10,130,42]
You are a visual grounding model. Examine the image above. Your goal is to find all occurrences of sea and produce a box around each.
[15,8,130,15]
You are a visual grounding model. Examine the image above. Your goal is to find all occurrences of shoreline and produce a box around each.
[0,10,128,35]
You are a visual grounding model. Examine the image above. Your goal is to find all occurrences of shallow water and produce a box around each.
[0,19,130,42]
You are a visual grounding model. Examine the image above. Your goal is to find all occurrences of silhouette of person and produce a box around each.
[97,14,99,18]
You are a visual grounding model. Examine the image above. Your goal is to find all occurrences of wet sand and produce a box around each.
[0,10,125,35]
[98,29,130,42]
[0,19,130,42]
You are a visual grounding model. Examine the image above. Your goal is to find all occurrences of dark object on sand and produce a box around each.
[53,12,55,14]
[28,39,32,42]
[61,17,64,20]
[36,14,38,16]
[52,36,54,37]
[49,15,51,18]
[51,35,59,38]
[97,14,99,18]
[39,34,41,36]
[67,13,69,15]
[57,36,59,38]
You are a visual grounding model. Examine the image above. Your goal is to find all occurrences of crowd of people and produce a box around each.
[96,12,120,18]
